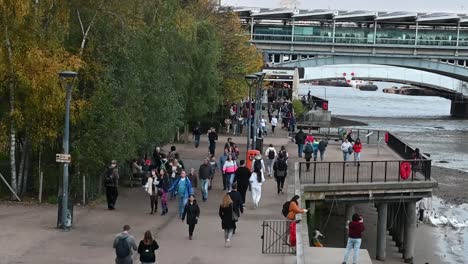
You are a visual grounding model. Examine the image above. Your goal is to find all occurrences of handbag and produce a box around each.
[232,206,239,222]
[348,146,353,154]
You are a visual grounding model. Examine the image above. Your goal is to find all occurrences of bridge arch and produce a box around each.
[278,56,468,117]
[279,56,468,84]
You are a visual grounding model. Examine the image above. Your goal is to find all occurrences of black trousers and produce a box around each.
[106,186,118,209]
[209,142,216,156]
[276,177,285,193]
[272,125,276,134]
[150,195,158,212]
[189,224,196,236]
[419,209,424,222]
[238,184,248,205]
[305,158,311,170]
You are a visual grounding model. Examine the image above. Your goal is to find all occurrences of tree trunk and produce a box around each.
[17,140,26,196]
[183,124,189,144]
[22,147,30,195]
[4,25,17,194]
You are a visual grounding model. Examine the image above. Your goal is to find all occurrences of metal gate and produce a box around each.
[261,220,296,254]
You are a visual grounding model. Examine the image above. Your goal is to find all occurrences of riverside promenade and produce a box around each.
[0,125,439,264]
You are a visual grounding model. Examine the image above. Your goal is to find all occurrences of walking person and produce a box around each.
[145,170,160,214]
[271,115,278,134]
[318,138,328,161]
[418,198,427,223]
[279,145,289,162]
[113,225,138,264]
[137,231,159,264]
[353,138,362,166]
[341,138,353,162]
[260,115,267,136]
[303,141,314,171]
[182,194,201,240]
[249,166,265,208]
[168,170,193,219]
[295,129,306,157]
[219,193,235,247]
[168,159,183,200]
[234,160,251,207]
[187,168,198,195]
[209,156,218,190]
[208,127,218,156]
[312,138,320,162]
[219,149,229,191]
[273,154,288,194]
[157,169,170,215]
[228,183,243,234]
[264,144,277,178]
[192,123,202,148]
[251,154,266,180]
[223,154,238,191]
[342,214,365,264]
[198,158,211,202]
[104,160,120,210]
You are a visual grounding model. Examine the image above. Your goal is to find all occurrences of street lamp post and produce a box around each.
[58,71,78,230]
[245,74,258,151]
[252,72,265,151]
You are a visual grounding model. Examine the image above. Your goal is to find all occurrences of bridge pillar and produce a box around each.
[450,101,468,118]
[376,203,388,261]
[344,204,354,246]
[404,201,417,263]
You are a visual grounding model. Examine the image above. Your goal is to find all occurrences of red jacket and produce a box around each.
[348,220,364,238]
[353,143,362,153]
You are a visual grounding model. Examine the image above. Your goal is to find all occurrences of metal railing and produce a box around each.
[314,127,386,145]
[261,220,296,254]
[298,159,431,184]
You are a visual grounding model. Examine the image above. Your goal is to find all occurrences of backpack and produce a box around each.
[282,201,291,217]
[104,168,114,186]
[140,244,155,262]
[276,159,287,177]
[115,236,130,259]
[268,149,275,159]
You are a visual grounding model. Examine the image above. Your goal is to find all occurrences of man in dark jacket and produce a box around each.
[295,129,306,157]
[208,128,218,156]
[198,158,211,202]
[105,160,120,210]
[234,160,251,206]
[228,183,243,234]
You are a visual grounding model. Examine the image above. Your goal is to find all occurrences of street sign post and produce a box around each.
[56,154,71,163]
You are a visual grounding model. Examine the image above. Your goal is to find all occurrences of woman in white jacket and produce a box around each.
[145,170,160,214]
[249,166,265,208]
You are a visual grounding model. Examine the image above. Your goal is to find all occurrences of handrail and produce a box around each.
[298,158,431,184]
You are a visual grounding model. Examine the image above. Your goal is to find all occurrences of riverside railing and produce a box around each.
[298,159,431,184]
[313,127,386,145]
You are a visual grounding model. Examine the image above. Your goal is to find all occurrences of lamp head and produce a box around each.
[59,71,78,80]
[245,74,258,87]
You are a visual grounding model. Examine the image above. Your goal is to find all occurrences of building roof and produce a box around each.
[229,7,468,26]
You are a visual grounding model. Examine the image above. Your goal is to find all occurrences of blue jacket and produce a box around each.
[169,177,193,198]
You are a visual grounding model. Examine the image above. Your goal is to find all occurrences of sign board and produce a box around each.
[56,154,71,163]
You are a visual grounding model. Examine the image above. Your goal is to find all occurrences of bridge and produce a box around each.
[229,7,468,117]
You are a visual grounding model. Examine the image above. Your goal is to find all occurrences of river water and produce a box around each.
[299,84,468,172]
[300,83,468,263]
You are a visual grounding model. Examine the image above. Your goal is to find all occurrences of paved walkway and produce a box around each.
[0,128,296,264]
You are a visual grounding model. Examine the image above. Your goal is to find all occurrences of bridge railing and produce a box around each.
[298,159,431,184]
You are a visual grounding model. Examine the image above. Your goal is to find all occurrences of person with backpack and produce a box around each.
[145,169,160,215]
[318,138,328,161]
[137,230,159,264]
[279,145,289,162]
[285,195,308,220]
[182,194,200,240]
[273,154,288,194]
[303,141,314,171]
[251,154,265,180]
[264,144,277,178]
[249,166,265,208]
[113,224,138,264]
[312,138,320,162]
[168,170,193,219]
[295,129,306,157]
[105,160,120,210]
